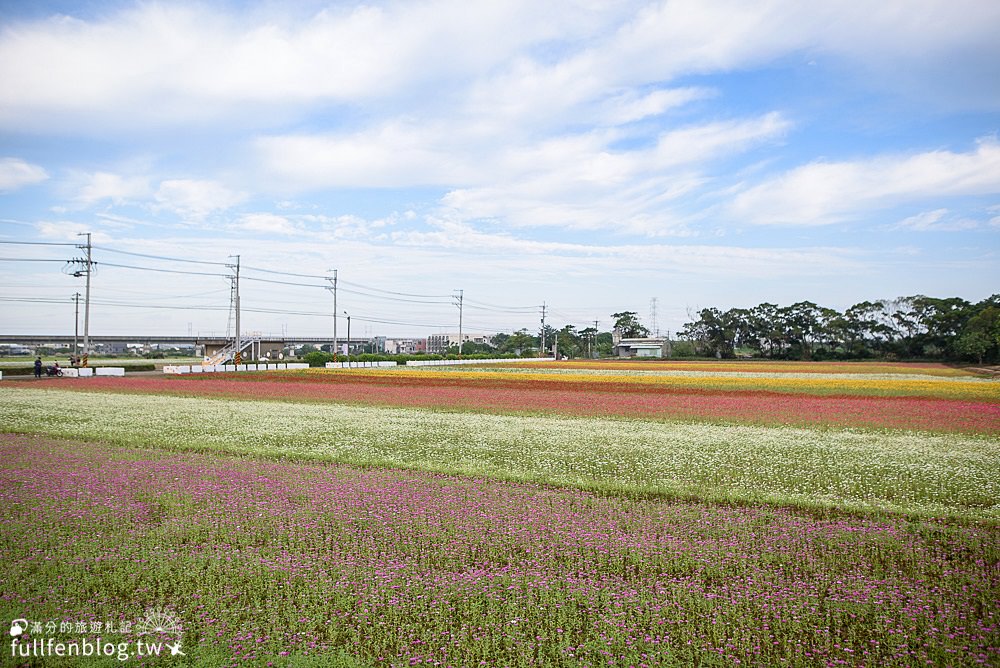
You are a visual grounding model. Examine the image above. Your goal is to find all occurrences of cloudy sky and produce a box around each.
[1,0,998,340]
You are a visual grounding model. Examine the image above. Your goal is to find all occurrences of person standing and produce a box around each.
[34,357,42,378]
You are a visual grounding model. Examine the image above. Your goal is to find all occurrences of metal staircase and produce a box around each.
[203,336,260,366]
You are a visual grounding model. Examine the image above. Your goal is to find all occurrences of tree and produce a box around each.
[682,308,741,358]
[957,304,1000,364]
[460,340,493,356]
[491,332,511,351]
[540,325,558,355]
[497,329,537,357]
[595,331,614,357]
[747,302,782,357]
[956,330,991,364]
[909,295,973,358]
[556,325,583,358]
[579,326,598,359]
[612,311,649,338]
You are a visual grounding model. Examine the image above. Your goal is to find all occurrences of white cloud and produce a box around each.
[599,87,715,126]
[894,209,979,232]
[389,216,863,279]
[256,112,788,236]
[235,213,296,235]
[0,1,602,131]
[435,113,788,234]
[990,205,1000,228]
[2,1,996,134]
[35,220,112,243]
[68,171,150,207]
[0,157,48,191]
[730,137,1000,225]
[255,122,468,190]
[154,179,247,219]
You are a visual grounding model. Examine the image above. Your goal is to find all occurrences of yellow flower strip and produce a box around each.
[303,367,1000,402]
[503,360,976,377]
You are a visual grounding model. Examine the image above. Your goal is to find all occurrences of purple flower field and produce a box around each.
[1,433,996,667]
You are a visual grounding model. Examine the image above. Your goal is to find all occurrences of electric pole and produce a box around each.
[594,319,599,359]
[73,233,92,367]
[650,297,659,338]
[327,269,338,360]
[344,311,351,360]
[229,255,241,365]
[540,302,547,358]
[454,289,464,359]
[72,292,81,361]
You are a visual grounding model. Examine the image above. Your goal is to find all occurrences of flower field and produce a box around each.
[1,359,998,666]
[24,359,1000,434]
[1,434,997,667]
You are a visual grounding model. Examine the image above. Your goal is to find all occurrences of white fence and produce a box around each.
[0,358,556,380]
[164,362,309,375]
[61,367,95,377]
[325,361,398,369]
[323,358,556,369]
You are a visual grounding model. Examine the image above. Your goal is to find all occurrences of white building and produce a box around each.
[612,330,671,358]
[426,333,493,354]
[382,338,427,354]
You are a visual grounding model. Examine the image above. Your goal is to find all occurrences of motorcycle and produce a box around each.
[46,366,64,377]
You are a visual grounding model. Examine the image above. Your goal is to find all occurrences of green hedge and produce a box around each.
[300,351,527,367]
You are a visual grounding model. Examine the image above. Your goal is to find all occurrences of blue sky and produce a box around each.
[1,0,998,339]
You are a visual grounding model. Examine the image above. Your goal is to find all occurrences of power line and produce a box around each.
[464,298,539,311]
[0,257,70,262]
[242,266,450,298]
[464,303,539,314]
[242,265,328,280]
[97,261,230,278]
[0,240,77,246]
[339,278,452,299]
[0,296,226,311]
[242,275,453,305]
[241,275,325,289]
[91,245,230,266]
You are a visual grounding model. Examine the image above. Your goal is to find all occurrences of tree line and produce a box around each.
[679,295,1000,363]
[295,296,998,364]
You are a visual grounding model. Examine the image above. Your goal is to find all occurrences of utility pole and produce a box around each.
[650,297,659,338]
[229,255,241,365]
[327,269,338,360]
[344,311,351,360]
[593,319,599,359]
[73,233,93,367]
[454,289,464,359]
[72,292,81,361]
[540,302,547,358]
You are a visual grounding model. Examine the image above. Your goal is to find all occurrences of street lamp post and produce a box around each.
[344,311,351,362]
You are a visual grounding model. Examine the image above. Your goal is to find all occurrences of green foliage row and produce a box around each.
[681,294,1000,363]
[300,351,526,367]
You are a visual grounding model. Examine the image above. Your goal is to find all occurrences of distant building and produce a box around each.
[426,333,493,354]
[612,330,670,358]
[383,338,427,355]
